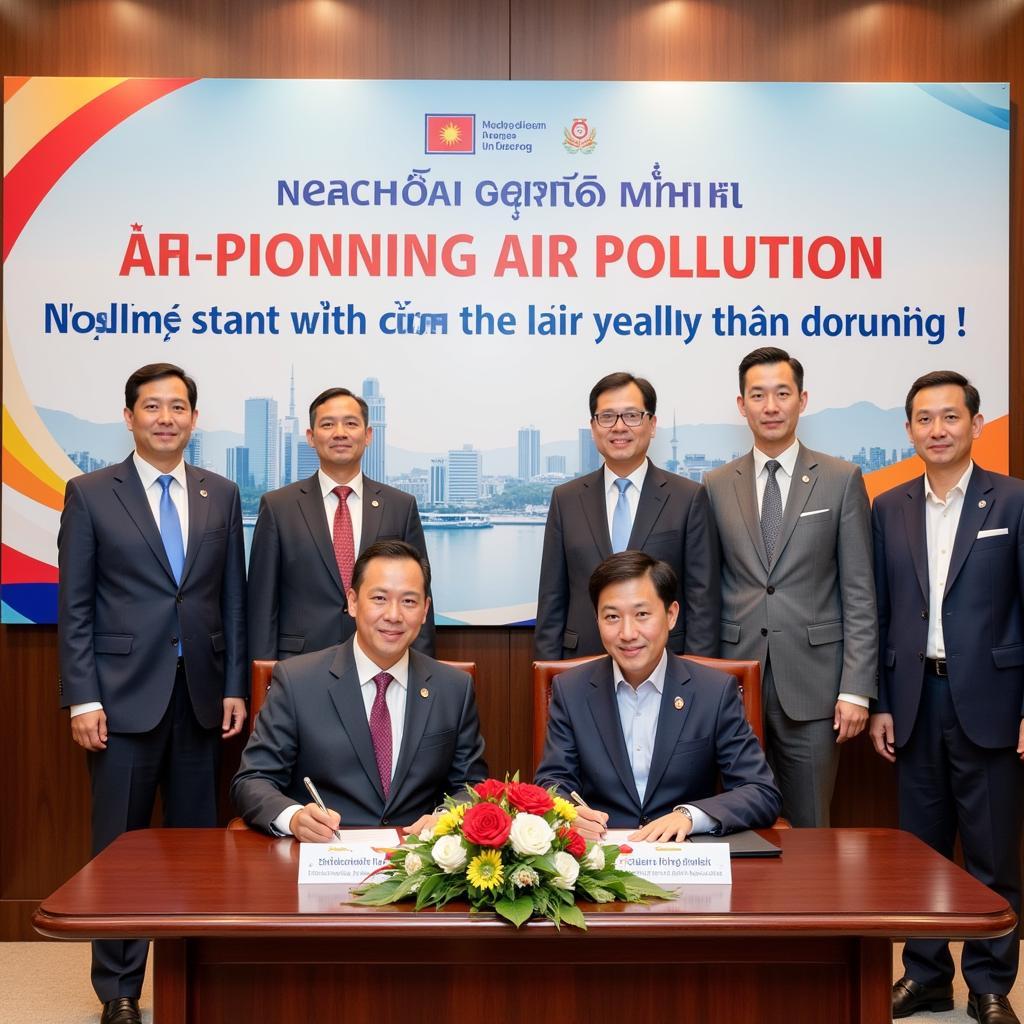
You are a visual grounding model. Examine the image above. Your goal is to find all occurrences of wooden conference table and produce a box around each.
[34,827,1015,1024]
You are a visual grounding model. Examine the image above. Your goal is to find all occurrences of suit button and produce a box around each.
[766,586,775,595]
[921,610,928,619]
[918,652,924,661]
[176,593,183,604]
[382,818,390,825]
[171,637,179,646]
[760,627,768,636]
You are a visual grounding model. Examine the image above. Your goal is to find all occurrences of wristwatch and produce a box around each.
[673,805,693,822]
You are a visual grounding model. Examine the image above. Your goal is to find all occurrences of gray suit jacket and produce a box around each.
[247,473,435,660]
[703,443,877,720]
[57,455,247,732]
[534,461,720,659]
[230,640,488,832]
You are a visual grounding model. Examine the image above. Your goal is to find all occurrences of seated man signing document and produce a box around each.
[232,540,487,840]
[535,551,782,841]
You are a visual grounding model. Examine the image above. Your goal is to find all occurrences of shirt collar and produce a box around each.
[133,451,187,491]
[612,647,668,694]
[319,468,363,500]
[604,458,649,497]
[924,461,974,506]
[353,637,409,690]
[752,439,800,479]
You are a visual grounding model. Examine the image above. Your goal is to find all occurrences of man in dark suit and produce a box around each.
[703,347,877,828]
[247,386,435,661]
[58,363,247,1024]
[535,551,781,841]
[534,371,719,661]
[870,371,1024,1024]
[232,540,486,839]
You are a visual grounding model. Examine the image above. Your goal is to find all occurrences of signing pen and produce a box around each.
[303,775,343,842]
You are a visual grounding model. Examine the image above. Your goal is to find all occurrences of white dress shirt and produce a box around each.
[603,460,649,539]
[751,440,867,710]
[924,462,974,659]
[70,452,189,719]
[272,638,410,836]
[612,649,715,834]
[319,468,362,557]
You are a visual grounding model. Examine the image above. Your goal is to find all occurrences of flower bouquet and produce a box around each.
[352,777,674,929]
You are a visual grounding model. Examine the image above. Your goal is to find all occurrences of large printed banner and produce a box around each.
[1,78,1009,624]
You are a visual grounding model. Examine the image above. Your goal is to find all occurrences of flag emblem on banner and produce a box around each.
[425,114,475,154]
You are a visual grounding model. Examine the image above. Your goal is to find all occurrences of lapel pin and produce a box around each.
[372,499,380,508]
[978,499,987,508]
[674,696,684,710]
[420,687,429,698]
[199,489,208,498]
[801,475,810,483]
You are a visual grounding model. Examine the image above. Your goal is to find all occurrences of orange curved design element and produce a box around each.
[3,77,197,260]
[1,447,64,511]
[4,77,30,103]
[864,414,1009,502]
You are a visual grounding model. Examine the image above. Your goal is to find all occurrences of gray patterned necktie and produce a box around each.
[760,460,783,562]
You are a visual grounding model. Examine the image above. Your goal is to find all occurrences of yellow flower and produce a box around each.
[552,797,577,822]
[466,850,504,891]
[432,803,467,836]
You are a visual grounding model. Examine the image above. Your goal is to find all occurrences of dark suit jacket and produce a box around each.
[873,465,1024,749]
[534,654,781,832]
[230,640,488,832]
[534,461,720,659]
[247,473,435,660]
[57,455,247,732]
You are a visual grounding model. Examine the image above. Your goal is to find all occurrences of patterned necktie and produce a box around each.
[760,460,783,562]
[332,485,355,591]
[369,671,394,799]
[158,475,185,655]
[611,477,632,553]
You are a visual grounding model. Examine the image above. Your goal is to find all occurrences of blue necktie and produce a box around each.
[611,478,632,553]
[159,475,185,654]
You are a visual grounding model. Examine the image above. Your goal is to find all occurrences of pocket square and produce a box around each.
[977,527,1009,539]
[800,508,830,518]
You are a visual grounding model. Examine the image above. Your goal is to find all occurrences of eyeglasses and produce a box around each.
[591,410,650,429]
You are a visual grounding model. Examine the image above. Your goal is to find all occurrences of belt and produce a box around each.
[924,657,948,677]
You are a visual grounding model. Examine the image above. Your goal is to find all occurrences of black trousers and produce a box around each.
[899,671,1023,994]
[87,664,220,1002]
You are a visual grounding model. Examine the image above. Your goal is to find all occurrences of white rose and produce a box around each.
[404,851,423,875]
[552,851,580,890]
[431,834,467,874]
[583,844,605,871]
[418,826,435,841]
[509,813,555,857]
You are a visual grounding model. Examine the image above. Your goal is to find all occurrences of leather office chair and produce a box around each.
[227,657,479,831]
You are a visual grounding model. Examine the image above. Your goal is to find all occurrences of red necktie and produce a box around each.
[369,671,394,798]
[332,485,355,591]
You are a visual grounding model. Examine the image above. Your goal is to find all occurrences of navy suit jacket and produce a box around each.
[247,473,435,660]
[873,464,1024,749]
[57,455,247,732]
[534,462,720,659]
[230,640,488,832]
[534,654,781,832]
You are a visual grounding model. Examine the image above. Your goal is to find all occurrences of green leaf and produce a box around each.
[494,895,534,928]
[576,880,616,903]
[414,872,445,909]
[558,902,587,931]
[351,878,404,906]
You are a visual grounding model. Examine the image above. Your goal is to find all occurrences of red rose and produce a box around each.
[474,779,507,801]
[559,827,586,858]
[506,782,554,815]
[461,802,512,848]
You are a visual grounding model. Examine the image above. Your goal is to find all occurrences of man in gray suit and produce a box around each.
[232,540,486,840]
[703,347,877,827]
[247,386,435,660]
[535,371,719,660]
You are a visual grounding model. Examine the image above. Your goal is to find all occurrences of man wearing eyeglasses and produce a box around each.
[534,371,720,660]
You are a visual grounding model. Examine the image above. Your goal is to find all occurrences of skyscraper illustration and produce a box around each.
[280,365,301,486]
[244,396,279,491]
[517,425,540,481]
[578,427,601,476]
[362,377,386,481]
[446,445,482,505]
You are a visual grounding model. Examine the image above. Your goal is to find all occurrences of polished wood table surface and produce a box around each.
[34,828,1015,1024]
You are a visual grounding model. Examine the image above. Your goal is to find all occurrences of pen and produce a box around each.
[569,790,589,808]
[303,776,343,842]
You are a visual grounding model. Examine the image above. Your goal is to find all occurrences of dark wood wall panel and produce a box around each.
[2,0,1020,939]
